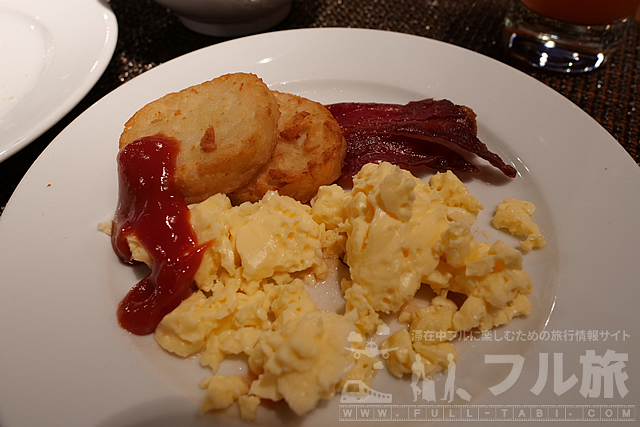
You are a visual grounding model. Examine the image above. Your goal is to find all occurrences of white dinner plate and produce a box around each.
[0,28,638,426]
[0,0,117,161]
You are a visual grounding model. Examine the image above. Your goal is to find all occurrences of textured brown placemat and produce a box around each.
[1,0,638,214]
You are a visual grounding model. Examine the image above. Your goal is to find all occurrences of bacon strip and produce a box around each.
[341,132,479,179]
[326,99,516,180]
[328,99,477,133]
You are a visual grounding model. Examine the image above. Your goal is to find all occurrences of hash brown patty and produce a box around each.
[230,91,346,204]
[119,73,280,204]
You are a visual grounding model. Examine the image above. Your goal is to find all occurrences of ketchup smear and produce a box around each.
[112,135,206,335]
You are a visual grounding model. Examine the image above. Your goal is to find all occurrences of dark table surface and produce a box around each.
[1,0,639,215]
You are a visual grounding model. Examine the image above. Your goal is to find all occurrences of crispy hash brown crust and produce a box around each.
[230,91,347,204]
[119,73,279,204]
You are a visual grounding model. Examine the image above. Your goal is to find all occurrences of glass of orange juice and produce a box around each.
[502,0,640,73]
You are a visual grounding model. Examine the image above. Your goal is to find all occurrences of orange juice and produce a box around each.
[522,0,640,25]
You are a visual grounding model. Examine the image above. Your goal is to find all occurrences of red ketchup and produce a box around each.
[111,135,206,335]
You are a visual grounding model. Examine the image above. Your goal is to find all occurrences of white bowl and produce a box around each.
[154,0,292,37]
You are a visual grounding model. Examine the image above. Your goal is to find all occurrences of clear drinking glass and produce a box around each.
[502,0,640,73]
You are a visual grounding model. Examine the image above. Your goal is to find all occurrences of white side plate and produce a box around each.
[0,0,118,160]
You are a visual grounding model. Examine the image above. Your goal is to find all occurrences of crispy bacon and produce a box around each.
[340,132,479,179]
[326,99,517,180]
[328,99,477,133]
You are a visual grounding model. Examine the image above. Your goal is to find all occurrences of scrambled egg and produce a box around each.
[153,191,352,419]
[117,162,546,420]
[492,198,546,250]
[312,163,484,317]
[248,309,356,415]
[188,191,327,291]
[311,162,538,384]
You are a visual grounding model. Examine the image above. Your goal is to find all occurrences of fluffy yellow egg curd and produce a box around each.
[492,198,547,250]
[129,162,545,421]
